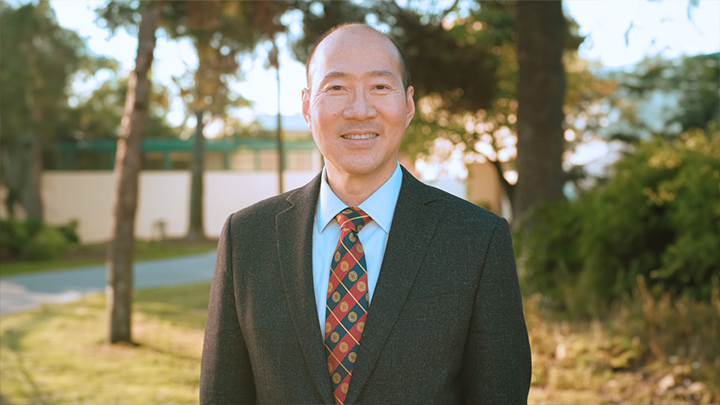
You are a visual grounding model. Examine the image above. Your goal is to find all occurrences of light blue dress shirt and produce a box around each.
[312,163,403,335]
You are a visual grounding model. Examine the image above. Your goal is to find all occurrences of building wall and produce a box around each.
[33,170,320,244]
[43,172,117,244]
[465,162,512,221]
[1,159,509,245]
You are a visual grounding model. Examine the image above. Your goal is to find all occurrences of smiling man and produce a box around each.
[200,23,531,405]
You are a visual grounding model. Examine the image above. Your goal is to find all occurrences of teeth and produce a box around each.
[343,133,377,140]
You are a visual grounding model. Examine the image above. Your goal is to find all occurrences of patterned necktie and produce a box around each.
[325,207,371,405]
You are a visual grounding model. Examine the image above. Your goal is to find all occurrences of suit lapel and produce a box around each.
[275,174,335,404]
[345,168,441,404]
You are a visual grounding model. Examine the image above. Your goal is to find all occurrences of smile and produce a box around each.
[342,133,378,140]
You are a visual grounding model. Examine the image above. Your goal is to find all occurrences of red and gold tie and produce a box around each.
[325,207,371,405]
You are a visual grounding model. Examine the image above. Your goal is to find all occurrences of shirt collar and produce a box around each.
[317,162,402,234]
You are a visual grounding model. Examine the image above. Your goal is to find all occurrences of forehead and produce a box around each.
[309,27,403,86]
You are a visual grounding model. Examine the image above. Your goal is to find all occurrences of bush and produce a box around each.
[517,130,720,316]
[20,226,70,260]
[0,219,79,261]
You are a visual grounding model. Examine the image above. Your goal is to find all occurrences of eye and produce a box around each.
[372,84,394,92]
[329,85,343,91]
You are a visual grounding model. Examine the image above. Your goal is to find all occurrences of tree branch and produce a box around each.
[440,0,461,20]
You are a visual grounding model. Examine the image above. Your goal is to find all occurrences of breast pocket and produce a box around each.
[397,293,459,320]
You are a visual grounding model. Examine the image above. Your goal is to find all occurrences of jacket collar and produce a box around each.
[276,172,335,403]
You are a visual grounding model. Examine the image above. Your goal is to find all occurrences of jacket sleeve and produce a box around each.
[200,214,256,404]
[461,217,532,404]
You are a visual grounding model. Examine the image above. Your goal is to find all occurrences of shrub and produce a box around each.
[517,130,720,316]
[20,226,70,260]
[0,220,30,259]
[0,219,79,261]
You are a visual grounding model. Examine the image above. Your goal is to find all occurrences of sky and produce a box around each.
[50,0,308,127]
[565,0,719,67]
[49,0,720,128]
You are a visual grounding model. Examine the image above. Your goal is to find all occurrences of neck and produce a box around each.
[325,163,396,207]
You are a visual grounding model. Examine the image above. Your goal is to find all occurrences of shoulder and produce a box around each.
[225,173,321,231]
[228,191,291,227]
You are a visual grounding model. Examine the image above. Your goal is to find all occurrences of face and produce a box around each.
[302,27,415,183]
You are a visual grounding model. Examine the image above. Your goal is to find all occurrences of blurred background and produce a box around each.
[0,0,718,404]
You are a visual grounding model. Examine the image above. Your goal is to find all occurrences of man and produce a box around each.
[200,23,531,404]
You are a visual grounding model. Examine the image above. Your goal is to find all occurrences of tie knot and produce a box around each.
[335,207,370,232]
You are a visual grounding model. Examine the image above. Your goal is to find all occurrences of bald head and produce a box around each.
[305,23,411,93]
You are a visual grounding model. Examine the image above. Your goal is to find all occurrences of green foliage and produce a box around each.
[20,227,70,260]
[0,220,79,261]
[517,130,720,316]
[96,0,285,118]
[400,1,518,159]
[64,77,176,141]
[0,2,84,145]
[594,54,720,145]
[0,1,85,211]
[0,2,116,215]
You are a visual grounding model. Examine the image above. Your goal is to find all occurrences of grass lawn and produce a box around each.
[0,239,218,277]
[0,283,212,405]
[1,282,717,404]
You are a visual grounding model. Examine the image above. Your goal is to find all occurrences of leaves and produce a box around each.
[97,0,289,121]
[517,130,720,316]
[0,2,85,144]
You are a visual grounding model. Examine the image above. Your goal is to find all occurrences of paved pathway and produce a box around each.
[0,251,217,316]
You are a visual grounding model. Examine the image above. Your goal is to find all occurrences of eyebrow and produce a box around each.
[321,70,399,82]
[322,71,349,81]
[368,70,396,79]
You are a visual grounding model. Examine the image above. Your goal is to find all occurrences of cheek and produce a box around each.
[379,96,409,121]
[311,101,343,125]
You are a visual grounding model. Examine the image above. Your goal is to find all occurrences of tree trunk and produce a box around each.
[2,135,34,220]
[271,39,284,194]
[24,68,46,222]
[276,76,284,194]
[513,1,567,223]
[23,133,44,222]
[106,2,159,345]
[187,110,205,241]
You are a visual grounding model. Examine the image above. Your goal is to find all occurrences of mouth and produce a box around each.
[341,133,378,140]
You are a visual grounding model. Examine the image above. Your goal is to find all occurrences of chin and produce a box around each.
[334,159,392,178]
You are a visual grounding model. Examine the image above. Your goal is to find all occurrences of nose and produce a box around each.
[343,90,377,120]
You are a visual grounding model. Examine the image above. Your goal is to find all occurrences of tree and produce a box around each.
[0,2,90,220]
[558,52,719,196]
[63,75,175,142]
[105,1,160,344]
[96,0,288,341]
[160,1,286,240]
[615,54,720,137]
[268,38,285,194]
[513,1,567,221]
[292,1,499,113]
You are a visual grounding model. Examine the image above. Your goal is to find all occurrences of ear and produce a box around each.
[302,88,312,129]
[404,86,415,128]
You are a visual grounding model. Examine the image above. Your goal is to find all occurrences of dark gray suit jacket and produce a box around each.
[200,167,531,404]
